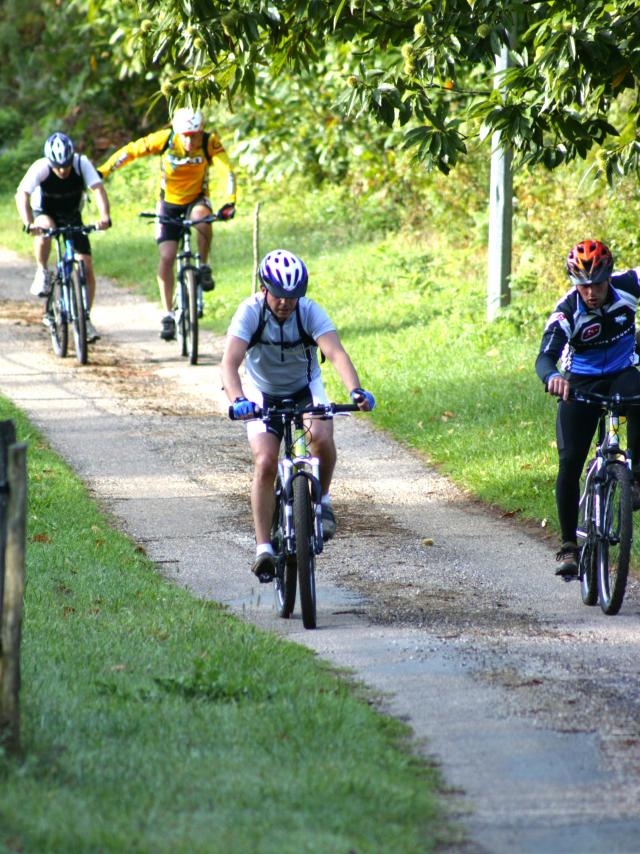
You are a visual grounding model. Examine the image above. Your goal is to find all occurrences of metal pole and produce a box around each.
[487,41,513,321]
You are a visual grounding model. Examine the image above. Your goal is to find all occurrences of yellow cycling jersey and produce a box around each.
[98,128,236,207]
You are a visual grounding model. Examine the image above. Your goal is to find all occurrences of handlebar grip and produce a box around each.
[332,403,360,413]
[228,404,263,421]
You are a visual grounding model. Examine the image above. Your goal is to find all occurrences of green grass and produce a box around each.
[0,396,450,851]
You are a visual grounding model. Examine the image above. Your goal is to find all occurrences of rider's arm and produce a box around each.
[15,160,48,231]
[316,331,372,411]
[89,183,111,230]
[98,129,172,178]
[15,189,34,231]
[208,134,237,206]
[221,334,249,402]
[535,301,573,396]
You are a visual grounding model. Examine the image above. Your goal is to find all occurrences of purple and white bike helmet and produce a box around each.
[44,132,74,167]
[258,249,308,298]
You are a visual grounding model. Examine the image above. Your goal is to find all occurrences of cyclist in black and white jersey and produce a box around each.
[221,249,375,582]
[15,132,111,342]
[536,239,640,577]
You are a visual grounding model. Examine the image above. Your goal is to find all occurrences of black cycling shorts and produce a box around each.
[34,209,91,255]
[262,385,313,441]
[155,197,212,244]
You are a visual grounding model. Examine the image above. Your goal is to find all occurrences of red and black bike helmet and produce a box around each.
[566,240,614,285]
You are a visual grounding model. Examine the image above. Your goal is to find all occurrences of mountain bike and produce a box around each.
[230,400,362,629]
[41,224,97,366]
[573,390,640,615]
[140,211,219,365]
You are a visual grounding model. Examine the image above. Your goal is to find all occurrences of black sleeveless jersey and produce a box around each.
[38,161,86,217]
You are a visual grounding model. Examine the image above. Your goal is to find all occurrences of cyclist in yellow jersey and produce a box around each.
[99,108,236,340]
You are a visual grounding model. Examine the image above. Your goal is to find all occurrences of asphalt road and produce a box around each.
[1,247,640,853]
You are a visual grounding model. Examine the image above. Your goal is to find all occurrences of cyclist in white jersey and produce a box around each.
[16,132,111,342]
[221,249,375,582]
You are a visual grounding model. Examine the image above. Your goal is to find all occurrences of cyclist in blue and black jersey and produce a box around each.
[536,239,640,578]
[221,249,375,583]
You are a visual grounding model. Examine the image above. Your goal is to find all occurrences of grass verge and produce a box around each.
[0,396,451,851]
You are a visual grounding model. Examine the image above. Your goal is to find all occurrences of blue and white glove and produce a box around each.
[232,396,257,419]
[350,387,376,411]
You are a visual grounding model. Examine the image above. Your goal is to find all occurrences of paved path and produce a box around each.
[2,247,640,853]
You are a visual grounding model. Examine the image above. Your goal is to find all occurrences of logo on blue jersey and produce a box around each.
[581,323,602,342]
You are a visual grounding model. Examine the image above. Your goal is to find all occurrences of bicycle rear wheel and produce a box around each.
[187,268,198,365]
[272,480,296,618]
[597,463,632,615]
[577,477,598,606]
[293,475,316,629]
[47,276,68,358]
[176,274,188,357]
[71,263,88,365]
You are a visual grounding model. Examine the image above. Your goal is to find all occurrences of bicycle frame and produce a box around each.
[229,399,363,628]
[48,230,86,323]
[175,226,204,320]
[139,211,218,363]
[278,412,324,557]
[41,224,95,364]
[576,398,633,543]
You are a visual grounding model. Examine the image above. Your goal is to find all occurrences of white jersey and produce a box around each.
[17,155,102,213]
[227,293,335,396]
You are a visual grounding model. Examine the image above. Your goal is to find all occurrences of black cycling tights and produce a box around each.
[556,368,640,544]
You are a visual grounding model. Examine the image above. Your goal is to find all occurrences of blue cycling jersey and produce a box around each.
[536,269,640,383]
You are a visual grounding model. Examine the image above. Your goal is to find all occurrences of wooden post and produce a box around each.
[252,202,261,294]
[0,420,16,627]
[0,442,27,754]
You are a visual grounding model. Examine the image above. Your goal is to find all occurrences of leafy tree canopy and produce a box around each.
[117,0,640,180]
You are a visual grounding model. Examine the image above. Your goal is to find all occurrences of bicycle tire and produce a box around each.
[597,463,632,615]
[186,268,199,365]
[271,480,296,618]
[293,475,316,629]
[71,263,88,365]
[176,273,188,358]
[579,538,598,606]
[47,276,68,358]
[577,473,598,606]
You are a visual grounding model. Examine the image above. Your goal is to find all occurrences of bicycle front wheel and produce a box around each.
[597,463,632,615]
[577,475,598,606]
[176,274,189,357]
[47,276,68,358]
[293,475,316,629]
[579,537,598,606]
[272,480,296,618]
[71,264,88,365]
[187,268,199,365]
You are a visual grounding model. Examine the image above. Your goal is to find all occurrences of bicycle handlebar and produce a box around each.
[569,390,640,408]
[228,401,361,421]
[38,224,99,238]
[139,211,220,228]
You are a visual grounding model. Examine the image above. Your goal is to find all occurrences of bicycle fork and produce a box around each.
[278,455,323,554]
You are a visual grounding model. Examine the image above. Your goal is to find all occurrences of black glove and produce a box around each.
[217,203,235,221]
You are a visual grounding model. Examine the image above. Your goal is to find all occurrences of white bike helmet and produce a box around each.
[172,107,204,134]
[258,250,308,298]
[44,132,74,167]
